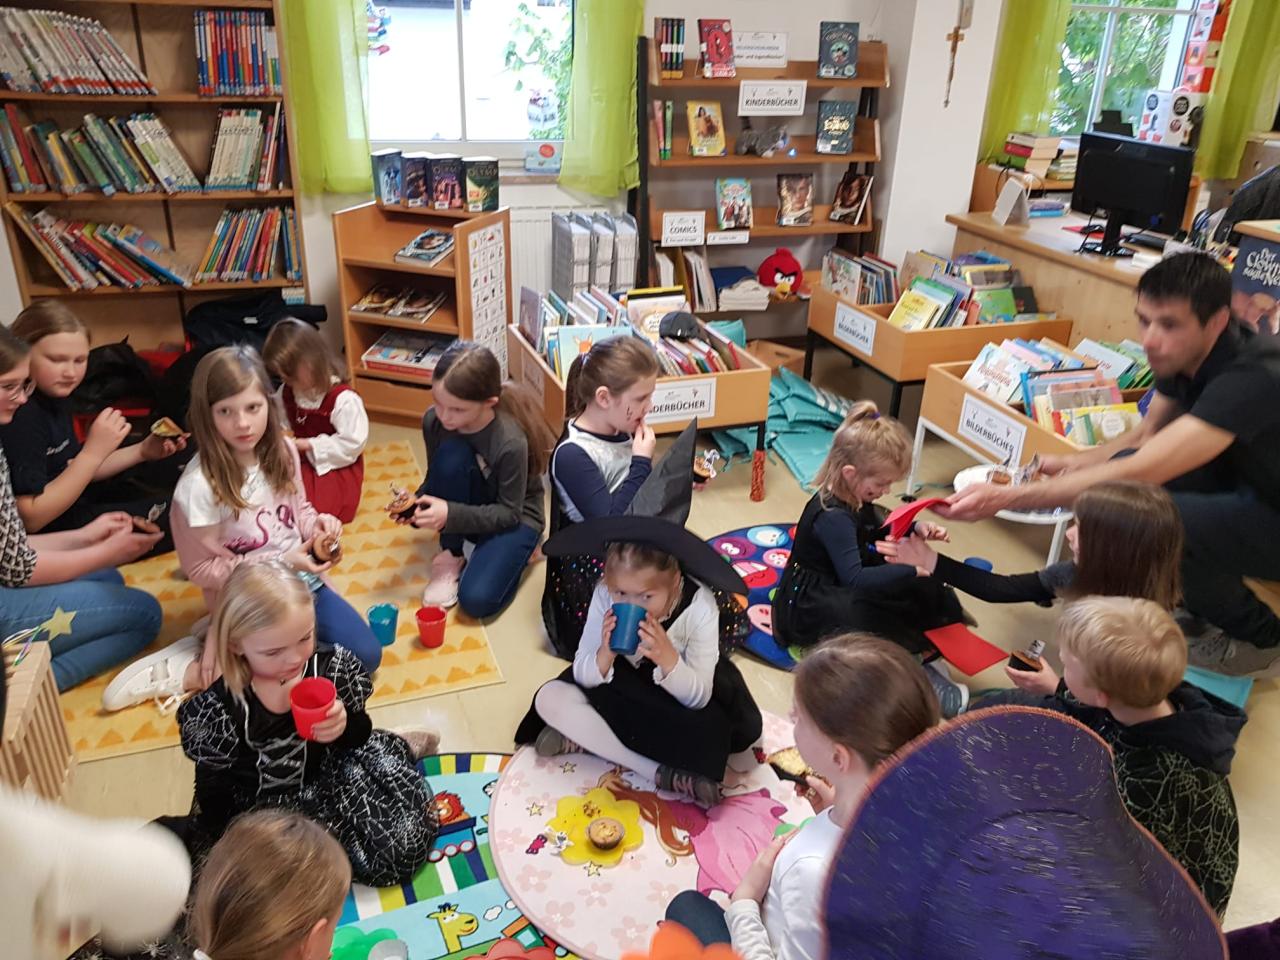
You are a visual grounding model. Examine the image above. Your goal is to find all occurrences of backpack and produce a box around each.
[70,338,158,415]
[182,291,327,354]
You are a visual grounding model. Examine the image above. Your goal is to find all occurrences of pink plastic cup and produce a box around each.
[416,605,448,648]
[290,677,337,740]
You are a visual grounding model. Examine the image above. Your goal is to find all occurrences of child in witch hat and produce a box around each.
[516,516,762,806]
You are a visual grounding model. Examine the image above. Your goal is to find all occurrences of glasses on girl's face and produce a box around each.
[0,378,34,401]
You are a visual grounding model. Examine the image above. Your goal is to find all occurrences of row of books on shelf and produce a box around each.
[351,283,448,324]
[0,104,287,196]
[1001,131,1078,182]
[552,211,638,301]
[655,18,860,80]
[394,228,454,269]
[361,331,453,383]
[663,98,864,159]
[193,10,281,97]
[9,201,301,289]
[371,149,498,214]
[0,7,154,96]
[707,170,870,231]
[821,247,901,305]
[882,249,1057,331]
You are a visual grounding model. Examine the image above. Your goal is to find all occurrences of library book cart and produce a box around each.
[805,286,1074,417]
[0,0,309,348]
[333,201,511,421]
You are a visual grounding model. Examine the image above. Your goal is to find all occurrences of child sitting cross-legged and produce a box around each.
[994,595,1244,916]
[516,516,763,807]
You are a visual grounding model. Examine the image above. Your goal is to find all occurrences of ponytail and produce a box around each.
[498,380,556,475]
[563,336,660,421]
[812,399,912,507]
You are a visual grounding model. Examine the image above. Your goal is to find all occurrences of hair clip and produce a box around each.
[870,412,880,420]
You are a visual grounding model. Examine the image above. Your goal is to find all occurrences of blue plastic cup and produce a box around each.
[963,556,994,572]
[609,602,647,655]
[367,603,399,647]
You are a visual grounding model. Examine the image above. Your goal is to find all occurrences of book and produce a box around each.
[463,156,499,212]
[394,228,454,268]
[192,10,281,97]
[697,19,735,79]
[963,343,1032,403]
[776,173,814,226]
[655,18,687,79]
[0,9,155,95]
[518,285,543,346]
[816,100,857,155]
[371,149,402,205]
[389,288,446,321]
[715,177,752,230]
[401,152,430,207]
[428,154,463,209]
[973,287,1018,323]
[830,170,871,225]
[818,21,859,79]
[686,101,726,157]
[1232,233,1280,338]
[351,282,403,313]
[361,330,452,381]
[886,289,943,331]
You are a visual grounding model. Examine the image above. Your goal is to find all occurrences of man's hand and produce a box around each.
[936,481,1016,522]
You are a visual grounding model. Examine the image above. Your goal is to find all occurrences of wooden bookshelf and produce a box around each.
[652,123,881,169]
[333,202,512,423]
[650,203,872,238]
[0,0,308,348]
[375,201,490,221]
[649,40,890,90]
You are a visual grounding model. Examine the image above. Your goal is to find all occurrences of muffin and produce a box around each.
[311,531,342,565]
[587,817,625,851]
[386,485,417,520]
[131,516,161,535]
[150,416,186,438]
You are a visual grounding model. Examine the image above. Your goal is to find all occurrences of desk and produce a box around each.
[946,212,1149,343]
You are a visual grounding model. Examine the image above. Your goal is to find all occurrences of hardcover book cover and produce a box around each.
[371,148,401,205]
[815,100,856,154]
[686,100,726,157]
[776,173,814,226]
[428,154,464,210]
[400,151,428,207]
[1232,233,1280,337]
[463,156,499,212]
[715,177,752,229]
[829,170,871,225]
[818,21,860,79]
[698,19,735,78]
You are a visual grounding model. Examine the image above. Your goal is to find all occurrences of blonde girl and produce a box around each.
[0,301,185,533]
[404,341,556,618]
[102,346,378,712]
[666,633,939,953]
[771,402,968,712]
[543,336,660,656]
[263,318,368,523]
[176,562,437,887]
[190,810,350,960]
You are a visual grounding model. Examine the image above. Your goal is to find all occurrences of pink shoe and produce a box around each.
[422,551,465,608]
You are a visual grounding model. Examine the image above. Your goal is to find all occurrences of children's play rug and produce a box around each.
[60,442,503,762]
[488,711,812,960]
[335,751,580,960]
[709,524,798,670]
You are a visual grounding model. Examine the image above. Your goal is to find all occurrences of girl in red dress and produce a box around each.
[263,319,367,522]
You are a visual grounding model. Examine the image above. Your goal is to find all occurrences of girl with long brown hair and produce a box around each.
[401,341,556,618]
[102,346,379,712]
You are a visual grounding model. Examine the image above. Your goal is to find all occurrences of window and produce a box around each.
[366,0,573,151]
[1051,0,1199,136]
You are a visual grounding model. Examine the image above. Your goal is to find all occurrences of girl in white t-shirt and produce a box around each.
[665,633,940,959]
[102,346,379,711]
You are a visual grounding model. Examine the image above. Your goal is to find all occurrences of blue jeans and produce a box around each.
[0,568,161,692]
[423,438,540,619]
[665,891,731,945]
[313,583,381,673]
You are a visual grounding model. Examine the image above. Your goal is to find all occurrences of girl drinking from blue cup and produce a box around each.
[516,517,762,807]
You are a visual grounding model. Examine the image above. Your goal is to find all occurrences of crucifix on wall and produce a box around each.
[944,0,976,107]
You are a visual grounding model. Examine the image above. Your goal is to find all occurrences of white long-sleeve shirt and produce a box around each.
[573,580,719,709]
[724,810,842,960]
[279,382,369,475]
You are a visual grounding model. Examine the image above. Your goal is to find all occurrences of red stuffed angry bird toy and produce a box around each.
[757,248,811,300]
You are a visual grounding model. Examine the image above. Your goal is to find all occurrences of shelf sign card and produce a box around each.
[738,80,807,117]
[648,377,717,424]
[662,210,706,247]
[735,31,788,67]
[834,302,875,357]
[706,230,749,246]
[958,394,1027,465]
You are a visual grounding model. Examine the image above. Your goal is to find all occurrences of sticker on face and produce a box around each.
[712,536,753,559]
[762,548,790,569]
[733,560,778,590]
[747,526,789,548]
[747,603,773,635]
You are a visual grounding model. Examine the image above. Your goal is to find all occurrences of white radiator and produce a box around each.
[509,202,609,295]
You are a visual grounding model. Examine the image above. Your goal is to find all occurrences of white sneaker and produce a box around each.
[422,552,465,608]
[101,635,200,713]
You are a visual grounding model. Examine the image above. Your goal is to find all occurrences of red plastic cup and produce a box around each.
[416,605,448,648]
[290,677,337,740]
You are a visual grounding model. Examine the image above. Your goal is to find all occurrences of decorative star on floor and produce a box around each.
[526,801,544,816]
[584,862,602,877]
[559,760,577,774]
[41,607,75,640]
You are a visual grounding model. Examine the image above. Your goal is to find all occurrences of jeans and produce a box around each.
[422,438,540,619]
[0,567,161,691]
[313,583,381,673]
[665,891,732,946]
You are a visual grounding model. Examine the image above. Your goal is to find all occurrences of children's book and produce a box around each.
[428,154,463,210]
[361,331,451,381]
[829,170,871,225]
[371,148,401,205]
[963,343,1032,403]
[776,173,814,226]
[823,248,862,299]
[973,287,1017,323]
[698,19,735,78]
[463,156,498,212]
[351,282,402,314]
[400,152,428,208]
[818,21,859,79]
[816,100,857,155]
[686,101,726,157]
[886,289,942,332]
[1232,233,1280,339]
[389,288,446,321]
[715,177,752,229]
[394,228,454,267]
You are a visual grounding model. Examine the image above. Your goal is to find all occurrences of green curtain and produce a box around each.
[558,0,645,196]
[977,0,1073,162]
[281,0,371,194]
[1196,0,1280,181]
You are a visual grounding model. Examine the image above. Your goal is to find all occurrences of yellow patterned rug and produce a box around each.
[60,441,504,763]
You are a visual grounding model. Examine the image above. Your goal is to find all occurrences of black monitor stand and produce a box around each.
[1079,212,1135,258]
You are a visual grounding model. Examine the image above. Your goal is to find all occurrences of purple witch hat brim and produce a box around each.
[824,707,1227,960]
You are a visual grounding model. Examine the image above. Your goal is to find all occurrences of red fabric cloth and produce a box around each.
[282,383,365,523]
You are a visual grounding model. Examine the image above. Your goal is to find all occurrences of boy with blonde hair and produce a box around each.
[1000,595,1244,915]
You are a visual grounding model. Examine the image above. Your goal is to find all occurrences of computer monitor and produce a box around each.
[1071,132,1195,257]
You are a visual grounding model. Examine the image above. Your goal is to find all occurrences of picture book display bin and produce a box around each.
[805,287,1074,416]
[0,0,309,349]
[1,643,75,802]
[333,202,511,422]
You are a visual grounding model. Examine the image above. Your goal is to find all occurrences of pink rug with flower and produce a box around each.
[488,712,811,960]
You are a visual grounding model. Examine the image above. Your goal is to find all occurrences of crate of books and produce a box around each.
[507,284,771,435]
[807,248,1075,387]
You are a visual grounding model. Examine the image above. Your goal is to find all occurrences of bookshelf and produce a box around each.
[633,34,890,326]
[0,0,307,348]
[333,201,512,423]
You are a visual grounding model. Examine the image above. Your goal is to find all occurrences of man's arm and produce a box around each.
[1042,392,1180,472]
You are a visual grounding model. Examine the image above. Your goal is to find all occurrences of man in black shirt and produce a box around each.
[945,253,1280,675]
